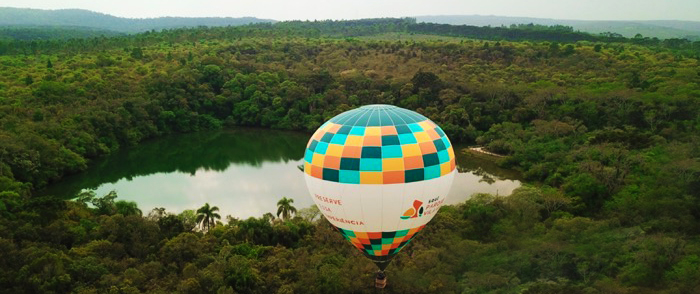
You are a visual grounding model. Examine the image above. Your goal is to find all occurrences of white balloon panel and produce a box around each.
[305,171,455,232]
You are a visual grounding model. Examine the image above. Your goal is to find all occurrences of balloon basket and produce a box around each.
[375,270,387,289]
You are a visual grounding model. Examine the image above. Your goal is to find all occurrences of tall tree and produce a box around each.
[147,207,167,221]
[195,203,221,231]
[115,200,142,216]
[276,197,297,220]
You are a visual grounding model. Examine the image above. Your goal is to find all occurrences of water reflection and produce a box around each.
[447,150,523,205]
[42,129,521,218]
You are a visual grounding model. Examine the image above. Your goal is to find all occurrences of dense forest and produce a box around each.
[415,15,700,41]
[0,26,124,41]
[2,18,700,56]
[0,18,699,293]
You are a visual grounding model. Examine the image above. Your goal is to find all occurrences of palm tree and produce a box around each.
[196,203,221,231]
[276,197,297,220]
[115,200,142,216]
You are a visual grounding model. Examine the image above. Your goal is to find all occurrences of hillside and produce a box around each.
[416,15,700,40]
[2,18,698,56]
[0,7,274,33]
[3,7,699,41]
[0,26,124,41]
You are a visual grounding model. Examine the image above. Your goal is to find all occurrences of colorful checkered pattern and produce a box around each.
[304,106,456,184]
[335,225,425,257]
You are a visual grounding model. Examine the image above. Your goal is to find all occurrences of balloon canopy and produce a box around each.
[303,104,456,270]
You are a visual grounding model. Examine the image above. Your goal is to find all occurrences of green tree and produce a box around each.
[594,44,602,52]
[179,209,199,231]
[276,197,297,221]
[147,207,167,221]
[297,205,320,222]
[196,203,221,231]
[89,190,118,215]
[115,200,142,216]
[23,74,33,85]
[130,47,143,59]
[158,214,185,238]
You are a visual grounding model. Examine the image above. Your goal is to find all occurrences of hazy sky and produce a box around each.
[3,0,700,21]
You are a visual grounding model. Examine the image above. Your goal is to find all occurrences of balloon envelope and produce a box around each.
[303,105,455,270]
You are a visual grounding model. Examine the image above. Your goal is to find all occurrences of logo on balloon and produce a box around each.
[400,200,424,220]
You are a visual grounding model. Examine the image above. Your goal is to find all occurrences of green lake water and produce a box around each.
[41,128,522,219]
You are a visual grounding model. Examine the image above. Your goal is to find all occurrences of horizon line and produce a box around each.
[2,6,700,23]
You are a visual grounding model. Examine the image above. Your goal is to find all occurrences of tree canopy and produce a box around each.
[0,19,698,293]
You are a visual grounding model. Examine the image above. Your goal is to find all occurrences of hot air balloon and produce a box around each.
[303,105,456,287]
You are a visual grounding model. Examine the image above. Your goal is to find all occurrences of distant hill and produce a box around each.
[0,26,124,41]
[415,15,700,40]
[0,7,275,33]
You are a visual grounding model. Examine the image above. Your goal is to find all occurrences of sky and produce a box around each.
[2,0,700,21]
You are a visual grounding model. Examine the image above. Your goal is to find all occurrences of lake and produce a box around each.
[42,129,522,219]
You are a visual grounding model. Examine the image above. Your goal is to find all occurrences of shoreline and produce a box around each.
[465,146,506,158]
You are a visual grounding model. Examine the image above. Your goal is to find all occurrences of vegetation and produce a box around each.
[0,19,698,292]
[196,203,221,232]
[2,18,700,56]
[0,26,124,41]
[276,197,297,221]
[415,15,700,40]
